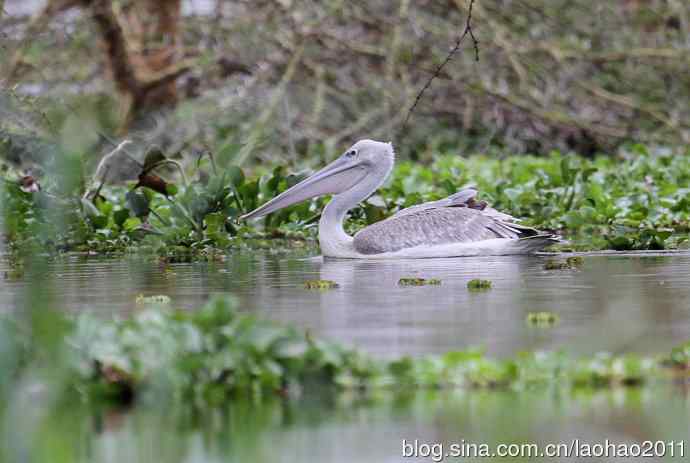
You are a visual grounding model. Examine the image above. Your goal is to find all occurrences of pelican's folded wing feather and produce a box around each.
[353,188,541,255]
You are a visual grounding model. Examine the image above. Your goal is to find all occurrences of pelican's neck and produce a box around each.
[318,162,392,257]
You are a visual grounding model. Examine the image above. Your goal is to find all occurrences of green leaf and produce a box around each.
[123,217,142,232]
[227,166,245,188]
[90,215,108,229]
[165,183,178,197]
[113,209,131,228]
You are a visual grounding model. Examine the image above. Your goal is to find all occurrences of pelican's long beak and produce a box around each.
[240,156,366,220]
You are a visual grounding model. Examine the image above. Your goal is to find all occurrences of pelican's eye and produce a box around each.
[345,149,357,158]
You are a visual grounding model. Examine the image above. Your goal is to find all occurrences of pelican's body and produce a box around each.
[242,140,558,258]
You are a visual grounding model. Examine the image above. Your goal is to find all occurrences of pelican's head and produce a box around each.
[241,139,394,220]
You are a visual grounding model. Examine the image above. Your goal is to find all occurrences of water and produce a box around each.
[2,250,690,462]
[2,251,690,357]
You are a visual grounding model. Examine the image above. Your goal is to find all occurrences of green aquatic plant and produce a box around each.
[526,311,559,326]
[544,256,584,270]
[1,296,690,409]
[569,353,658,388]
[398,277,442,286]
[467,279,492,291]
[668,342,690,369]
[543,260,570,270]
[303,280,339,290]
[2,144,690,256]
[566,256,584,267]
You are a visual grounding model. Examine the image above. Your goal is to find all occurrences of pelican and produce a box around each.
[241,140,558,258]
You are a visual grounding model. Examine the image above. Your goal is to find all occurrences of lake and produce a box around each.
[1,250,690,462]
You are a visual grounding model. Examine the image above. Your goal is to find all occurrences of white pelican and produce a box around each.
[241,140,558,258]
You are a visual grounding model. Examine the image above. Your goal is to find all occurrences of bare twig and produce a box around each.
[400,0,479,132]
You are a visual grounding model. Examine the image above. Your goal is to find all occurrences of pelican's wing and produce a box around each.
[392,188,517,221]
[353,189,539,255]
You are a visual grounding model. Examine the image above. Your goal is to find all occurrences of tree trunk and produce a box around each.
[88,0,187,132]
[8,0,187,133]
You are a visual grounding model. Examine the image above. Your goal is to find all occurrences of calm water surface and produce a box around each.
[2,250,690,462]
[2,250,689,357]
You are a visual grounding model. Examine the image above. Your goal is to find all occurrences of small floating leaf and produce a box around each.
[304,280,339,290]
[543,260,570,270]
[544,256,584,270]
[526,311,559,326]
[566,256,584,267]
[398,277,441,286]
[467,279,492,290]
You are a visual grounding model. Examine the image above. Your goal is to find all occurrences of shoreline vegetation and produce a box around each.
[2,144,689,261]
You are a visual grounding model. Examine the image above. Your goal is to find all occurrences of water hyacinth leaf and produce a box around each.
[204,212,230,245]
[442,349,484,366]
[607,235,633,251]
[268,165,285,193]
[238,179,259,211]
[165,183,178,197]
[227,165,245,188]
[207,172,227,201]
[225,206,240,220]
[239,324,286,354]
[285,172,306,189]
[113,209,130,227]
[125,190,151,218]
[388,356,415,382]
[94,197,113,216]
[90,215,108,230]
[123,217,142,232]
[204,212,225,234]
[273,337,309,359]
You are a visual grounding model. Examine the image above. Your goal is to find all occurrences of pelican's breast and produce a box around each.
[353,207,514,255]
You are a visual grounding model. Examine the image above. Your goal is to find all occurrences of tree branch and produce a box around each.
[400,0,479,132]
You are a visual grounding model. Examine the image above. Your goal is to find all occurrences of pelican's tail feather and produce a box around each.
[515,234,562,253]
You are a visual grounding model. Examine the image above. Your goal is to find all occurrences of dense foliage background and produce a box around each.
[1,0,688,165]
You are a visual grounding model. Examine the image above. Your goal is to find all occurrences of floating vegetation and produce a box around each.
[398,277,441,286]
[0,297,688,408]
[543,260,570,270]
[2,268,24,281]
[467,279,492,291]
[570,354,658,387]
[668,342,690,369]
[566,256,584,267]
[544,256,584,270]
[526,311,560,326]
[135,294,171,305]
[304,280,339,290]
